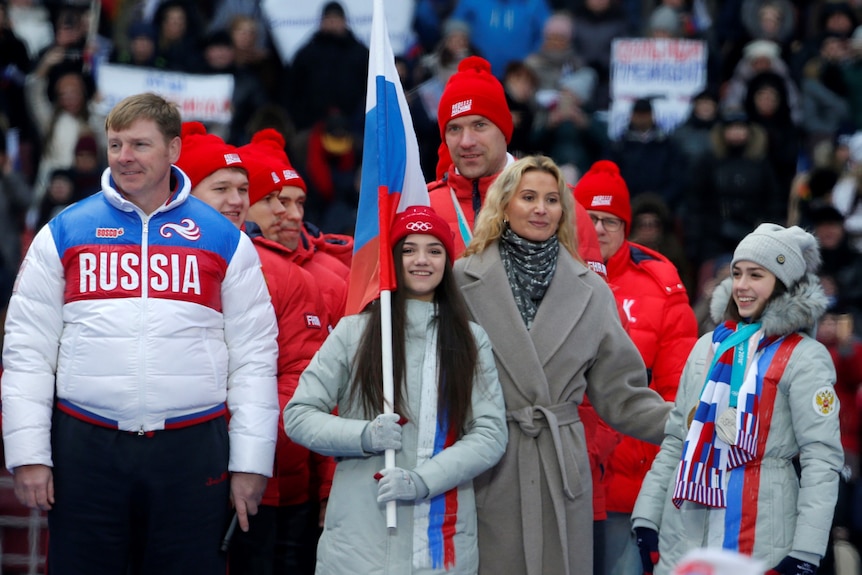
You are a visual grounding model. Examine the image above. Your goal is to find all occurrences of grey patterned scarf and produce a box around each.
[499,226,559,329]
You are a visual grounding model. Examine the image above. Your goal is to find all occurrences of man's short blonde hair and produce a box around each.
[106,93,181,142]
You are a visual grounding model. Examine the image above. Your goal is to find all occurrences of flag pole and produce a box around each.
[351,0,428,527]
[380,288,396,529]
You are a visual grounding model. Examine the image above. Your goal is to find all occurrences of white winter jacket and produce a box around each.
[1,166,279,475]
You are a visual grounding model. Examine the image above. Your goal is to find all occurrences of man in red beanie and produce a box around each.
[246,129,349,321]
[197,137,332,575]
[177,122,250,228]
[429,56,611,575]
[574,159,698,575]
[428,55,606,277]
[181,123,334,575]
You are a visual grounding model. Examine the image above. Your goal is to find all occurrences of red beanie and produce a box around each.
[390,205,455,265]
[238,141,286,205]
[176,122,245,188]
[437,56,513,143]
[241,145,283,205]
[573,160,632,231]
[250,129,306,192]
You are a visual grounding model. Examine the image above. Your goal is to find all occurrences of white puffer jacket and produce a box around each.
[1,166,279,475]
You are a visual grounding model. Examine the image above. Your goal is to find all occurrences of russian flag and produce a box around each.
[345,0,430,316]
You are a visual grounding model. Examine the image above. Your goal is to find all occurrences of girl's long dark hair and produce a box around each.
[350,238,479,435]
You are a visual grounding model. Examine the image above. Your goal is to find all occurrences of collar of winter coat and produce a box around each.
[708,273,828,336]
[403,298,438,337]
[606,239,632,277]
[102,165,191,214]
[447,167,499,204]
[709,122,768,160]
[244,220,314,265]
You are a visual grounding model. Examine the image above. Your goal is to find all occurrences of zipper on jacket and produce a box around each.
[138,215,150,432]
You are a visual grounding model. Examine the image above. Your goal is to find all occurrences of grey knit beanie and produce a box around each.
[731,223,821,287]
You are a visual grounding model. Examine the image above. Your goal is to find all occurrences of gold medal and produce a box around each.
[715,408,738,445]
[687,405,697,429]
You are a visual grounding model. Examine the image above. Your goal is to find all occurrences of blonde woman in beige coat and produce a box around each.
[453,155,672,575]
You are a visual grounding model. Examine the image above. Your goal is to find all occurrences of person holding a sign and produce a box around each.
[454,154,671,575]
[284,205,507,575]
[632,223,843,575]
[1,92,279,573]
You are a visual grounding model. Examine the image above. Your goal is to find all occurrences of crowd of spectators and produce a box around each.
[2,0,862,572]
[1,0,862,425]
[0,0,861,319]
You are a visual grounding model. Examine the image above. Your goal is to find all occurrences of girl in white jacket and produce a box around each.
[632,223,844,575]
[284,205,507,575]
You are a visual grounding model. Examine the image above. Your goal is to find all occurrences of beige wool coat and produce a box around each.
[454,242,672,575]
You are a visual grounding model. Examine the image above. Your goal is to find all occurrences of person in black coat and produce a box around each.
[810,202,862,329]
[685,109,785,275]
[607,98,685,215]
[287,2,369,133]
[744,70,801,196]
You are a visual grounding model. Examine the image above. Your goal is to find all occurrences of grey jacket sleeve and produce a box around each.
[586,284,672,445]
[632,335,712,529]
[283,316,370,458]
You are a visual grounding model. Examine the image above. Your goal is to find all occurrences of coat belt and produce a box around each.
[507,402,581,575]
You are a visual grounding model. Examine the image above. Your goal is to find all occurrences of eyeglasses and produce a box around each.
[589,214,624,232]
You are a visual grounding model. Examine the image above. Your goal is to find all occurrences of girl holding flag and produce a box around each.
[284,205,507,574]
[632,223,844,575]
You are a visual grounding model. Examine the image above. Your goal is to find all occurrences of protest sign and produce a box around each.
[262,0,415,64]
[608,38,706,139]
[96,64,235,124]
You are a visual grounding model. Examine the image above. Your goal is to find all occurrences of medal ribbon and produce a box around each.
[702,322,762,408]
[450,187,473,247]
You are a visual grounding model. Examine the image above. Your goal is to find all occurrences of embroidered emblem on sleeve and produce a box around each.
[812,386,838,417]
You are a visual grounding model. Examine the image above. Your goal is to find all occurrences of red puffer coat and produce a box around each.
[284,232,348,323]
[604,241,697,513]
[302,221,354,273]
[253,236,334,507]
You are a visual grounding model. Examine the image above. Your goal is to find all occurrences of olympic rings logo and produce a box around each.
[406,221,433,231]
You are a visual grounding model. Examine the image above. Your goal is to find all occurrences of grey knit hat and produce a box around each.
[731,223,821,287]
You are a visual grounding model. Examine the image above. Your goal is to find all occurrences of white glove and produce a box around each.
[361,413,403,453]
[375,467,429,502]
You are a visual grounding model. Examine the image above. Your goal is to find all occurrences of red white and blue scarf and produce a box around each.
[673,321,779,508]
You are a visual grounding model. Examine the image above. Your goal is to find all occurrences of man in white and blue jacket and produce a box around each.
[1,93,279,574]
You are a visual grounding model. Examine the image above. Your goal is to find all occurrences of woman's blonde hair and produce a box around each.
[462,155,579,257]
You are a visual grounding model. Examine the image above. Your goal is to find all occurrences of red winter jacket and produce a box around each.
[253,236,334,507]
[284,231,348,322]
[579,395,620,521]
[428,165,606,278]
[604,241,697,513]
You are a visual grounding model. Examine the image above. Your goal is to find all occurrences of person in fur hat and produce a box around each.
[632,223,844,575]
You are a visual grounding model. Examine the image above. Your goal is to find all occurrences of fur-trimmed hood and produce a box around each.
[709,273,829,336]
